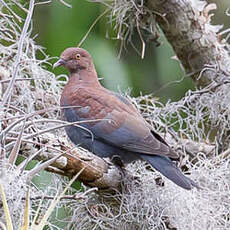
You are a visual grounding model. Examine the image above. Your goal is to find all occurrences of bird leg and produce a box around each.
[110,155,129,179]
[111,155,125,168]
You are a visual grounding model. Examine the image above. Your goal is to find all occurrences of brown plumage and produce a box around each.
[54,47,198,190]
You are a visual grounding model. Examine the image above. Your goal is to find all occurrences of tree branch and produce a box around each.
[18,137,123,189]
[16,132,214,189]
[147,0,230,87]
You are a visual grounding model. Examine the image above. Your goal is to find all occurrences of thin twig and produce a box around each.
[77,9,110,47]
[136,18,145,59]
[24,187,98,201]
[59,0,72,8]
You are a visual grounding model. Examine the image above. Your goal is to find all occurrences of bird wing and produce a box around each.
[63,87,178,159]
[91,109,178,159]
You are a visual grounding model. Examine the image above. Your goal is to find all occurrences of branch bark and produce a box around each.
[17,136,123,189]
[147,0,230,87]
[17,133,214,189]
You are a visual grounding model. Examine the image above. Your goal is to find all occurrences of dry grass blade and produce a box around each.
[0,180,13,230]
[16,148,44,173]
[21,189,30,230]
[30,195,43,229]
[26,153,65,181]
[34,167,86,230]
[8,121,25,167]
[0,221,7,230]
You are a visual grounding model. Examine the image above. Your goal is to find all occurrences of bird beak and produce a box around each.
[53,58,66,69]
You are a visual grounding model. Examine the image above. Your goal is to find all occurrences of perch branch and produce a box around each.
[15,133,214,189]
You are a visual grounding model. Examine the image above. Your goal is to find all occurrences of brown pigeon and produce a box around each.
[53,47,198,190]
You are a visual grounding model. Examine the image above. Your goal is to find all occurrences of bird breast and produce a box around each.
[61,86,113,124]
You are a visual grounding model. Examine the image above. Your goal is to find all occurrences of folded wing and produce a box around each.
[63,87,178,159]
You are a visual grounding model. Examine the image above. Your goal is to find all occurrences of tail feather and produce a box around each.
[141,155,199,190]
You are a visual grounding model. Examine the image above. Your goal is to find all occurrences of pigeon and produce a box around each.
[53,47,198,190]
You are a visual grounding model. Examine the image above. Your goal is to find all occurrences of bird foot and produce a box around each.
[110,155,129,178]
[111,155,124,168]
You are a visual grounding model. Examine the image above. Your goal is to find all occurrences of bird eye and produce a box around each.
[75,54,81,60]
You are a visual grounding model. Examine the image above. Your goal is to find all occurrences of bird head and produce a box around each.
[53,47,93,73]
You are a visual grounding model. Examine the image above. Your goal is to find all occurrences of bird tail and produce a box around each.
[141,155,199,190]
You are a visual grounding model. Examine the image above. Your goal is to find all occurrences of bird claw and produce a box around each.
[111,155,125,168]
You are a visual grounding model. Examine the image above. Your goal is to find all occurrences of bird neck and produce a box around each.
[69,68,100,86]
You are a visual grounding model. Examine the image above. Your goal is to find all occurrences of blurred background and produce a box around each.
[33,0,230,102]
